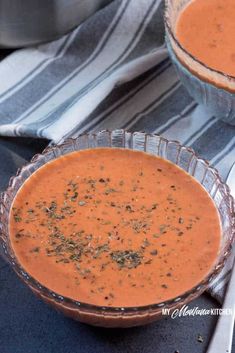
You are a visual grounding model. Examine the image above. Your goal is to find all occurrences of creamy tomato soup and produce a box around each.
[176,0,235,77]
[10,148,221,307]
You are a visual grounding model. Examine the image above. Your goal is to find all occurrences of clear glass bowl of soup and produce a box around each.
[0,130,234,328]
[164,0,235,125]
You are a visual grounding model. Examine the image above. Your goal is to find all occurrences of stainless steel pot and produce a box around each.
[0,0,113,48]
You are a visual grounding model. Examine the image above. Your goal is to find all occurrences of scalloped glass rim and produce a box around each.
[0,130,234,315]
[164,0,235,90]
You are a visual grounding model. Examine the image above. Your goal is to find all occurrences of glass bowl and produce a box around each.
[164,0,235,125]
[0,130,234,328]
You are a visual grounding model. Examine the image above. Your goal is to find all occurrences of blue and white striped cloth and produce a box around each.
[0,0,234,304]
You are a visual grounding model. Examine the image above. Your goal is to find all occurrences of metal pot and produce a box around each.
[0,0,113,48]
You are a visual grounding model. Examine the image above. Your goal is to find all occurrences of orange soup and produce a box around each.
[176,0,235,77]
[9,148,221,307]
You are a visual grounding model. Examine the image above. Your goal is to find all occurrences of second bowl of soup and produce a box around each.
[165,0,235,125]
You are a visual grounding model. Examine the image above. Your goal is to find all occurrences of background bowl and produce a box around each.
[0,130,234,327]
[164,0,235,125]
[0,0,113,48]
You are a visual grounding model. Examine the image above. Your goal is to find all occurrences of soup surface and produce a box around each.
[10,148,221,307]
[176,0,235,77]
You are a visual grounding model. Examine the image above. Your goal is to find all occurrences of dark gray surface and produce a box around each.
[0,136,234,353]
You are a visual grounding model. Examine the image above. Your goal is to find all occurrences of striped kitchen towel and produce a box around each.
[0,0,234,304]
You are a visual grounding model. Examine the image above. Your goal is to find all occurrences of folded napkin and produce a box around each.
[0,0,235,304]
